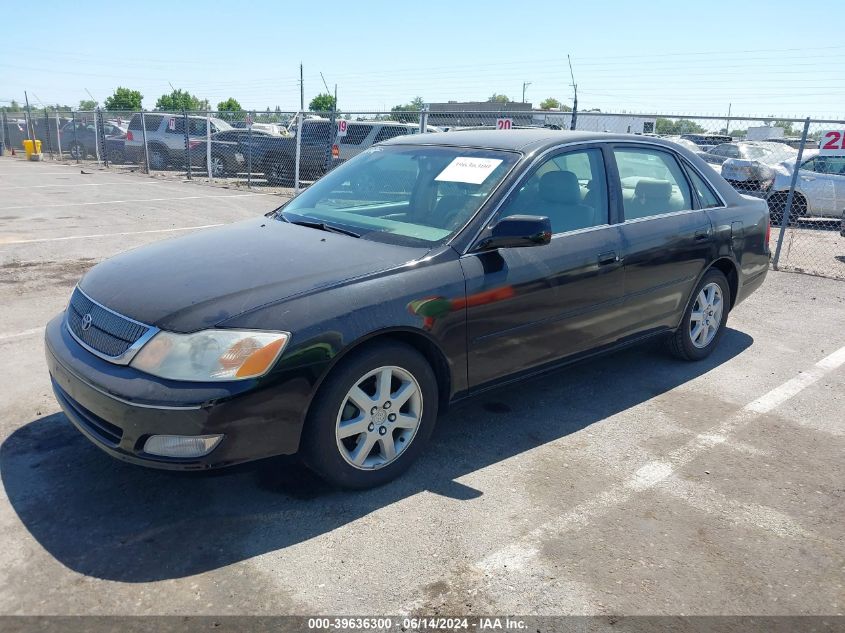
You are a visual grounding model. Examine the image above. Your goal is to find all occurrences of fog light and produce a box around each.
[143,434,223,458]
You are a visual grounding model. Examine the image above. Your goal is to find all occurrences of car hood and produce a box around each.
[79,217,429,332]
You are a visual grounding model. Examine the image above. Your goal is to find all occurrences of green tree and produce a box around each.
[309,93,337,112]
[216,97,242,121]
[104,87,143,111]
[155,89,202,112]
[772,119,796,136]
[655,117,705,135]
[487,93,510,103]
[390,96,426,122]
[539,97,560,110]
[78,99,97,111]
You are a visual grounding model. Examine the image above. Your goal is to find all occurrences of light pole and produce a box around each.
[522,82,532,104]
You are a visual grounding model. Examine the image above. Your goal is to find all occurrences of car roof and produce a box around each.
[379,129,680,153]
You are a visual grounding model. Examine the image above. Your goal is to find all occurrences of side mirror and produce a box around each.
[476,215,552,250]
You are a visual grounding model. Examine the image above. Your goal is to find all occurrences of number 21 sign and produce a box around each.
[819,130,845,155]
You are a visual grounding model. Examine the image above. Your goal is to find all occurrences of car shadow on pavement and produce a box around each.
[1,329,752,583]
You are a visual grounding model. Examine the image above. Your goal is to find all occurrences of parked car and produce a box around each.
[767,137,819,150]
[663,136,701,152]
[60,119,126,160]
[767,150,845,223]
[187,128,277,177]
[719,143,797,193]
[681,133,733,151]
[45,130,769,488]
[103,133,127,164]
[260,117,334,185]
[331,121,438,167]
[124,113,233,169]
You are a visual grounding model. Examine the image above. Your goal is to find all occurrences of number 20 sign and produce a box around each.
[496,118,513,130]
[819,130,845,155]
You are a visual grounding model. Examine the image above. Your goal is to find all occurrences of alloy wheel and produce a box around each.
[689,282,724,349]
[335,365,423,470]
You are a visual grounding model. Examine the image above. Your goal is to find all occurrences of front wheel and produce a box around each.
[668,269,730,361]
[303,341,439,489]
[265,161,295,187]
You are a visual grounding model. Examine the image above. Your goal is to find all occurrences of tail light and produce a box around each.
[188,140,202,149]
[126,131,134,141]
[766,216,771,245]
[331,144,339,159]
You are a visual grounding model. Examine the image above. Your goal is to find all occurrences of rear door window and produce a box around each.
[686,167,722,208]
[341,125,373,145]
[614,147,693,220]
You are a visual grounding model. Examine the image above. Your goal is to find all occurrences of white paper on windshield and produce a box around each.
[435,157,503,185]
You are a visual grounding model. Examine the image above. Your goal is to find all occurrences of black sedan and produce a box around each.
[45,130,770,488]
[188,129,275,177]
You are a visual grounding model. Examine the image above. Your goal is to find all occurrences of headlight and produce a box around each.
[130,329,289,381]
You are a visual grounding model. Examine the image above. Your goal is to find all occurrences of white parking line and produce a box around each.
[0,327,44,342]
[1,224,225,245]
[0,182,161,190]
[1,192,272,211]
[476,342,845,573]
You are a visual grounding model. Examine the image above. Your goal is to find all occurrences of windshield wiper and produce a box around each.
[282,215,361,238]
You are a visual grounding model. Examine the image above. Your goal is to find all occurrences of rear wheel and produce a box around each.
[768,191,807,225]
[148,145,168,170]
[668,269,730,361]
[69,142,86,160]
[206,154,228,177]
[303,341,438,489]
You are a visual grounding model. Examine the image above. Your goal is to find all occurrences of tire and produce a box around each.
[302,341,439,489]
[107,148,124,165]
[768,192,806,226]
[265,161,295,187]
[668,268,730,361]
[206,153,229,178]
[69,142,86,160]
[148,145,168,170]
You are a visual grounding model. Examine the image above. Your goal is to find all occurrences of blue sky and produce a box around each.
[1,0,843,117]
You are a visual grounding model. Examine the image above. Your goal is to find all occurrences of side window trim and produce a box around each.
[609,143,697,221]
[680,159,727,209]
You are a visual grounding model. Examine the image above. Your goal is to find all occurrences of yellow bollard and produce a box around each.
[22,139,43,161]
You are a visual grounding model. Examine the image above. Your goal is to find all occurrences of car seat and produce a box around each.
[537,171,596,233]
[627,178,673,218]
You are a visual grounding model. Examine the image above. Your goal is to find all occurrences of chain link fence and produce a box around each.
[3,107,843,280]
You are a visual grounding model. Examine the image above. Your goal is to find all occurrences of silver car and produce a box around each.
[331,121,438,166]
[767,150,845,222]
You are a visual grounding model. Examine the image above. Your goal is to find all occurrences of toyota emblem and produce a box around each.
[81,313,93,331]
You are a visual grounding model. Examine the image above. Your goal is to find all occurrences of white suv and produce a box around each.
[331,121,437,166]
[125,113,232,169]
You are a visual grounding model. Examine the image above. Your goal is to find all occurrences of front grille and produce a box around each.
[53,380,123,446]
[67,287,150,359]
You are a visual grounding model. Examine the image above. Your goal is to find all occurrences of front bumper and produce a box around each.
[45,314,308,470]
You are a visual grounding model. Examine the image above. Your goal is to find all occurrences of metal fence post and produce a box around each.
[71,111,79,163]
[183,109,192,179]
[419,107,429,134]
[140,111,150,174]
[294,111,302,194]
[206,111,212,178]
[772,117,811,270]
[0,111,6,155]
[93,108,101,164]
[247,113,253,188]
[43,109,54,159]
[96,108,107,166]
[55,112,62,158]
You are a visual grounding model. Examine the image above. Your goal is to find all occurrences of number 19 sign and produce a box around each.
[496,118,513,130]
[337,119,348,137]
[819,130,845,155]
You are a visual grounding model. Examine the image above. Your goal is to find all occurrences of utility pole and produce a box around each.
[522,81,531,104]
[300,63,305,111]
[725,103,732,136]
[23,91,35,145]
[568,55,578,131]
[84,88,98,109]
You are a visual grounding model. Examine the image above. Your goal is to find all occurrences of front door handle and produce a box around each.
[694,229,711,241]
[598,251,619,266]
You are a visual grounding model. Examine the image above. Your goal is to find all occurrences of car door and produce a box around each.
[462,145,625,387]
[799,156,842,217]
[612,144,713,336]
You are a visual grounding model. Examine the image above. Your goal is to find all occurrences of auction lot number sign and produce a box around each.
[819,130,845,155]
[496,118,513,130]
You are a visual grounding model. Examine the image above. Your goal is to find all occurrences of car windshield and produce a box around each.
[276,145,519,246]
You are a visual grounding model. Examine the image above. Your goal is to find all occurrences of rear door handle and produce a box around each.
[598,251,619,266]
